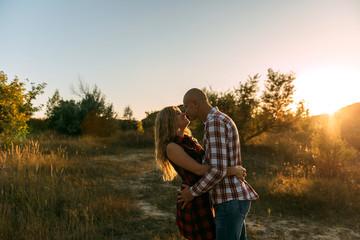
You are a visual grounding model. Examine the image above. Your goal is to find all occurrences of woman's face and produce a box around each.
[175,108,189,130]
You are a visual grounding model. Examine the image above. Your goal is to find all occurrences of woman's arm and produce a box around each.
[166,143,247,180]
[166,142,209,176]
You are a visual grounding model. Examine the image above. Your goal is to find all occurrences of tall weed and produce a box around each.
[246,120,360,227]
[0,140,139,239]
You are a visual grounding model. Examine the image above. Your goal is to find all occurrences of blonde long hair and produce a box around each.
[155,106,191,181]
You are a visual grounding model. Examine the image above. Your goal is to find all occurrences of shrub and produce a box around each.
[46,83,116,137]
[0,71,46,146]
[311,128,358,179]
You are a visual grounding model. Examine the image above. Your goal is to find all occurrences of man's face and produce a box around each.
[183,98,198,121]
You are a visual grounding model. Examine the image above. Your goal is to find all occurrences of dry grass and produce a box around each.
[0,138,181,239]
[0,140,134,239]
[1,132,360,239]
[244,131,360,236]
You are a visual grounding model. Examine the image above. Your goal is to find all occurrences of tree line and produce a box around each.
[0,68,314,147]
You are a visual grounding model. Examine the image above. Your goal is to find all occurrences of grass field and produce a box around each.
[1,135,360,239]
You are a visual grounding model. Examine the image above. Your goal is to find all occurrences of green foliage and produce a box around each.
[312,127,358,179]
[77,83,116,121]
[233,74,260,138]
[203,68,307,143]
[113,119,154,148]
[48,100,82,135]
[261,69,296,121]
[117,119,138,131]
[0,71,46,146]
[46,83,116,136]
[141,111,158,130]
[45,89,60,118]
[28,118,48,134]
[122,105,134,120]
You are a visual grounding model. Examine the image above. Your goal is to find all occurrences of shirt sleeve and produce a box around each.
[190,117,228,196]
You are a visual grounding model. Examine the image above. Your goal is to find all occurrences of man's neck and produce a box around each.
[200,105,213,122]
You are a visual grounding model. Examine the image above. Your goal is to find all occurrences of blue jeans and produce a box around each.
[214,200,251,240]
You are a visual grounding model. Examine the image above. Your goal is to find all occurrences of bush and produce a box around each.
[312,128,358,179]
[0,71,46,146]
[28,118,48,134]
[48,100,82,135]
[46,83,116,137]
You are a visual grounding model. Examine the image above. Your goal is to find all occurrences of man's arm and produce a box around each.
[167,142,245,178]
[189,118,228,196]
[178,118,228,208]
[178,164,246,209]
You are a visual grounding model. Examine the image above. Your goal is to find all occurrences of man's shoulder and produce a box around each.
[211,110,233,123]
[208,110,238,132]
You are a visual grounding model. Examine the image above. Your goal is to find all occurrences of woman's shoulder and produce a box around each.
[166,142,183,154]
[166,142,186,162]
[166,142,178,150]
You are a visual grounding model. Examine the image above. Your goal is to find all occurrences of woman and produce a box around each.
[154,106,246,240]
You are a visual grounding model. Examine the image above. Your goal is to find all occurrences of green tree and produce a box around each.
[203,69,307,143]
[48,100,82,135]
[46,82,117,136]
[118,119,138,131]
[0,71,46,146]
[232,74,261,142]
[122,105,134,120]
[75,81,116,120]
[141,111,158,129]
[45,89,61,118]
[247,69,306,141]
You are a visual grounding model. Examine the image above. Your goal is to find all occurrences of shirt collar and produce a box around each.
[204,107,218,124]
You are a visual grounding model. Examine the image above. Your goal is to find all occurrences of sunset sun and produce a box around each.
[294,67,360,116]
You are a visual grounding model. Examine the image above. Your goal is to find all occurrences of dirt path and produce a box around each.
[99,152,360,240]
[246,218,360,240]
[95,152,175,220]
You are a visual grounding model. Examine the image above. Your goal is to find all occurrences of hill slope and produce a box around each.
[335,102,360,149]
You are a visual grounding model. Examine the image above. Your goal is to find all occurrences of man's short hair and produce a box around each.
[184,88,208,103]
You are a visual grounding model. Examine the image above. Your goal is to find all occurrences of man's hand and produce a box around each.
[234,166,246,181]
[177,184,195,210]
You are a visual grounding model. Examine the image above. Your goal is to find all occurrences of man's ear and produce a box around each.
[193,99,199,108]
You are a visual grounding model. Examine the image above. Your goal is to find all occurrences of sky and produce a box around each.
[1,0,359,120]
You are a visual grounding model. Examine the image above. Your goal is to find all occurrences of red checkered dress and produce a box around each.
[169,135,216,240]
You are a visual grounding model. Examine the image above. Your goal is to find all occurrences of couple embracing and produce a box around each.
[155,88,259,240]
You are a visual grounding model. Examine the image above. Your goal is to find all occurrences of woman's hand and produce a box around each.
[228,165,246,181]
[178,184,194,209]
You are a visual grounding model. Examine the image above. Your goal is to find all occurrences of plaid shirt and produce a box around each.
[190,107,259,205]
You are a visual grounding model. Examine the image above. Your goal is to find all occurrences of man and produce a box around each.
[179,88,258,240]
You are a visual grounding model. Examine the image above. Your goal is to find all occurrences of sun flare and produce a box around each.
[293,67,360,115]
